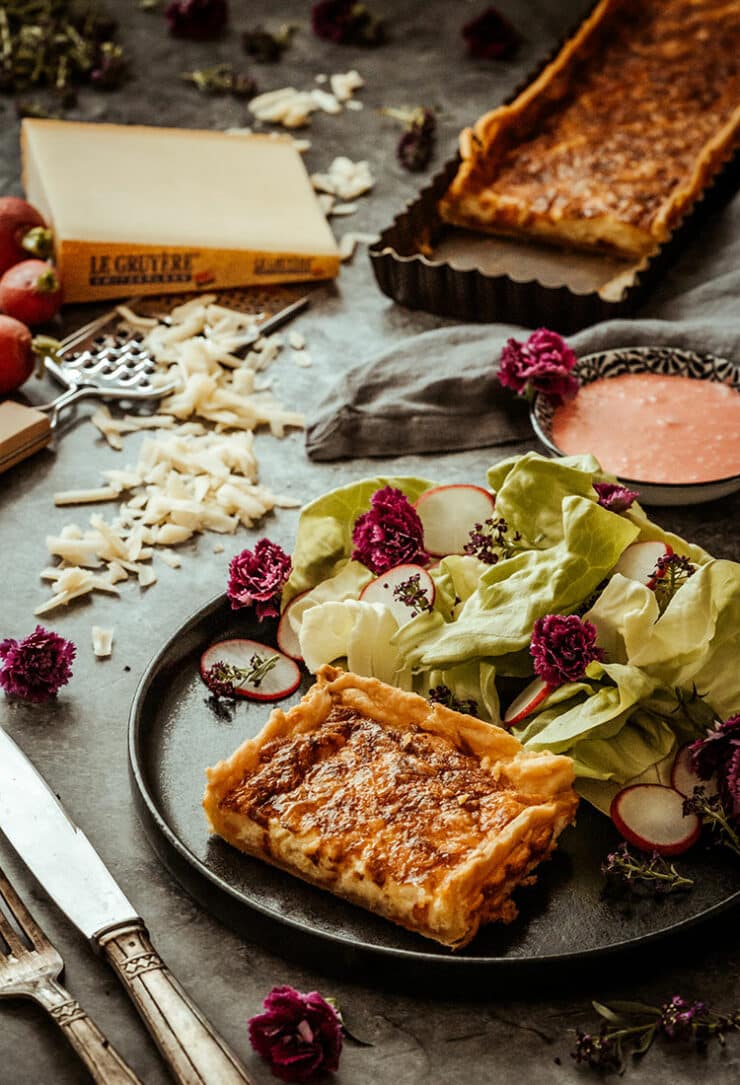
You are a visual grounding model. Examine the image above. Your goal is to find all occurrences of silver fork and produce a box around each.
[0,867,143,1084]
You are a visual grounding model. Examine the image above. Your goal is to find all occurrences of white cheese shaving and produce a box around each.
[311,157,374,201]
[248,71,363,129]
[338,231,379,261]
[92,626,114,658]
[54,486,120,506]
[287,331,305,350]
[330,70,364,102]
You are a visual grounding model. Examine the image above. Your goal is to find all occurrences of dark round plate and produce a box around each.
[129,593,739,987]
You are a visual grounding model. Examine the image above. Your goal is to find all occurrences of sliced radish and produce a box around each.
[277,592,309,661]
[200,638,301,702]
[671,743,717,799]
[610,783,701,856]
[414,484,495,557]
[614,540,672,588]
[503,676,554,727]
[359,563,435,626]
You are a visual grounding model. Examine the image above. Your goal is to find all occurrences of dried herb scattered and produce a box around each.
[311,0,386,48]
[181,63,257,99]
[572,996,740,1073]
[165,0,228,40]
[462,6,522,60]
[203,653,279,698]
[241,24,295,63]
[463,515,523,565]
[0,1,126,99]
[683,787,740,858]
[601,842,693,897]
[383,106,436,171]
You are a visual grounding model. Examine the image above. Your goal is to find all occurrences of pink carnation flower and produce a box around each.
[248,985,343,1083]
[530,614,604,686]
[351,486,428,574]
[462,6,522,60]
[498,328,579,403]
[165,0,228,39]
[227,539,292,619]
[593,481,639,512]
[690,713,740,821]
[0,625,76,702]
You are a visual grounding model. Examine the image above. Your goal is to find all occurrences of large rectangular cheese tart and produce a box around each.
[439,0,740,259]
[204,666,578,949]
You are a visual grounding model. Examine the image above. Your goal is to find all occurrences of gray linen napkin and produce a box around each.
[306,192,739,461]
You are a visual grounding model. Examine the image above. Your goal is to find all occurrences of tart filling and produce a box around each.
[204,665,579,949]
[439,0,740,258]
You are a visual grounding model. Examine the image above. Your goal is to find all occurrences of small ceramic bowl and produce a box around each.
[530,346,740,506]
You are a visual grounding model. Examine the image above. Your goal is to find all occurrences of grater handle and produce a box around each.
[39,384,99,430]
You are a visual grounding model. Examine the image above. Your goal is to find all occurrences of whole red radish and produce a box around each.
[0,314,34,395]
[0,260,63,325]
[0,196,53,275]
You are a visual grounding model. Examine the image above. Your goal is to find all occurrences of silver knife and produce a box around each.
[0,727,254,1085]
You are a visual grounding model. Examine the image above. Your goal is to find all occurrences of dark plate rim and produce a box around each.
[129,591,740,970]
[530,346,740,490]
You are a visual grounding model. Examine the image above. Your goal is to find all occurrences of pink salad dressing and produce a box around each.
[551,373,740,483]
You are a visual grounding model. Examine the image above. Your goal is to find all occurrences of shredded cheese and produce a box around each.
[92,626,114,657]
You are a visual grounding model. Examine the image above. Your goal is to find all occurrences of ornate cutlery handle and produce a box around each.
[35,976,143,1084]
[98,922,254,1085]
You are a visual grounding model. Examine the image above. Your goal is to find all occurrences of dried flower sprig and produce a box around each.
[428,685,478,716]
[181,64,257,98]
[572,996,740,1073]
[0,625,76,702]
[382,107,436,172]
[463,516,523,565]
[241,24,295,62]
[593,481,639,513]
[203,653,278,698]
[0,1,126,99]
[530,614,604,687]
[248,984,343,1083]
[393,573,432,616]
[498,329,579,403]
[683,788,740,859]
[462,6,522,60]
[601,842,693,897]
[227,539,292,619]
[311,0,386,47]
[651,553,696,615]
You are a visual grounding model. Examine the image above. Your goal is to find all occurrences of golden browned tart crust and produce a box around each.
[204,666,579,949]
[439,0,740,258]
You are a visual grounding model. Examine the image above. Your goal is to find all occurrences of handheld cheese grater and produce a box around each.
[0,288,310,475]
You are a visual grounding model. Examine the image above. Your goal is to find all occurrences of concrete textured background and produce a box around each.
[0,2,738,1082]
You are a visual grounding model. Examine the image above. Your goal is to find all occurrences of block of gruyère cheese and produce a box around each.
[21,119,340,302]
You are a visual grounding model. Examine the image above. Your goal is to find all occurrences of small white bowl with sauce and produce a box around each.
[530,346,740,506]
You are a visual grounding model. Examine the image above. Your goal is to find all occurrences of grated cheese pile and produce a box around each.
[38,296,305,616]
[248,70,364,128]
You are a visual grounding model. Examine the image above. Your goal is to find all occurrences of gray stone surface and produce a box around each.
[0,2,738,1083]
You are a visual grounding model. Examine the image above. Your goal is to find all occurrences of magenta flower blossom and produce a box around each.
[498,328,579,403]
[660,996,709,1039]
[593,481,639,512]
[227,539,292,619]
[0,625,76,703]
[351,486,428,574]
[248,985,343,1083]
[462,6,522,60]
[165,0,228,39]
[530,614,604,686]
[689,713,740,821]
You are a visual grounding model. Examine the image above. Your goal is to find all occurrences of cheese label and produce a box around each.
[59,241,339,302]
